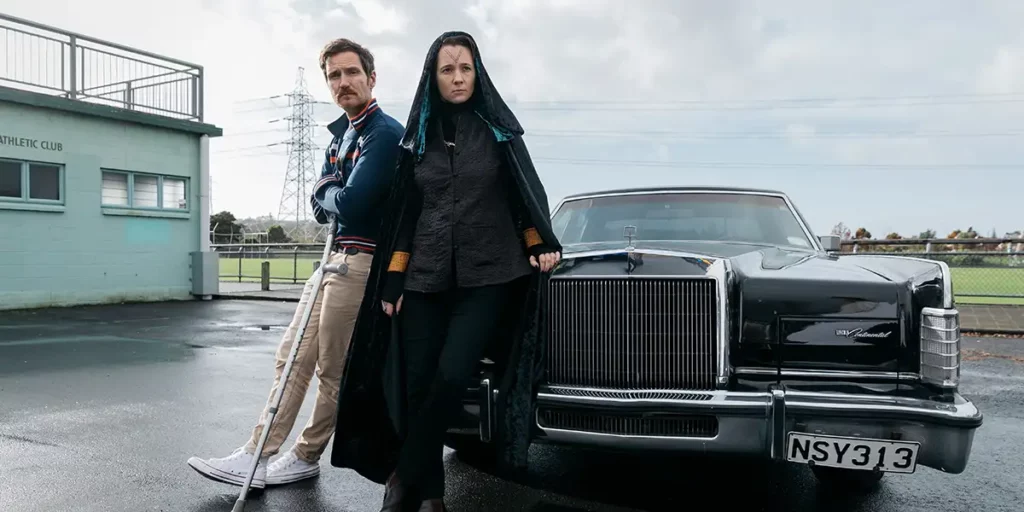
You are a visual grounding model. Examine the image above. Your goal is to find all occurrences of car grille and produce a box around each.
[538,406,719,438]
[546,277,719,390]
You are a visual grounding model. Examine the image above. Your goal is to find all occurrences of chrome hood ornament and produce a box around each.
[623,225,637,250]
[624,225,638,273]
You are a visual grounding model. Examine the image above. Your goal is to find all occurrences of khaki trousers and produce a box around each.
[245,249,371,463]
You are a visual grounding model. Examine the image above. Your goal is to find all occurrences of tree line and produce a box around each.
[209,211,297,244]
[830,223,1017,242]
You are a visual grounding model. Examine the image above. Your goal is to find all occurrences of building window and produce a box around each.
[102,171,129,206]
[0,158,64,204]
[133,174,159,208]
[163,177,187,210]
[0,160,19,198]
[29,164,61,200]
[101,170,189,211]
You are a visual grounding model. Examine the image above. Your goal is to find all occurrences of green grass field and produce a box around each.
[219,257,1024,305]
[220,257,320,285]
[948,267,1024,305]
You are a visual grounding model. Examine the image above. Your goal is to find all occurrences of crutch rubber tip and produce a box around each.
[232,499,246,512]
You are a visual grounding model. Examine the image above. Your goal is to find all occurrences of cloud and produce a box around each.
[344,0,409,35]
[5,0,1022,236]
[978,47,1024,95]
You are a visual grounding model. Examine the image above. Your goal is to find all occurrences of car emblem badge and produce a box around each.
[835,328,891,339]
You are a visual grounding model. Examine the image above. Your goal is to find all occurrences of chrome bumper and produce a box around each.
[532,384,983,474]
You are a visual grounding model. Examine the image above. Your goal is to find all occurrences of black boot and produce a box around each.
[417,499,445,512]
[380,472,410,512]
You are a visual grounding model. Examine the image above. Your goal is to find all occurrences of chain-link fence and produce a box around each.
[213,243,323,286]
[212,238,1024,304]
[838,238,1024,304]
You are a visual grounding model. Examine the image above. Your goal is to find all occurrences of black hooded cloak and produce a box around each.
[329,31,562,485]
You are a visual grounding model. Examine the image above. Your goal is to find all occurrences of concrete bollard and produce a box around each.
[261,261,270,291]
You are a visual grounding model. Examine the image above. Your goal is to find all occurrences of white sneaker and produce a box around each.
[266,449,320,485]
[187,447,268,489]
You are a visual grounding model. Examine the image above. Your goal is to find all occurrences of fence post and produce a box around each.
[261,261,270,291]
[69,35,78,99]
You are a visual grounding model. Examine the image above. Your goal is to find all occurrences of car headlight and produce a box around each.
[920,307,960,389]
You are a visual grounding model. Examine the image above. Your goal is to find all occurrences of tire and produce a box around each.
[810,465,885,492]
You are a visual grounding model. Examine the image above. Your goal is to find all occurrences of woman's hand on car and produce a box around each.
[530,251,561,272]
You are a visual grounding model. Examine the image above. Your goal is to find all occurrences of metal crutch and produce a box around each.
[232,216,347,512]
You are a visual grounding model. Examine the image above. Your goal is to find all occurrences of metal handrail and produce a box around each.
[0,12,204,121]
[0,12,203,68]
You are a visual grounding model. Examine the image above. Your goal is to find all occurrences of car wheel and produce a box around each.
[444,432,496,466]
[810,465,885,492]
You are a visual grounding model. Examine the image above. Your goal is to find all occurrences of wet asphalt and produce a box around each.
[0,299,1022,512]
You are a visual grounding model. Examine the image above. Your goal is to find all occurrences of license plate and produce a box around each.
[786,432,919,473]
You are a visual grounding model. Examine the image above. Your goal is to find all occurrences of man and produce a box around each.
[187,38,404,489]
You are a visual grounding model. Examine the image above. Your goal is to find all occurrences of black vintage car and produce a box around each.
[445,186,982,489]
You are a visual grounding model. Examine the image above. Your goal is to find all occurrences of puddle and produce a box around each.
[0,336,194,375]
[241,325,286,332]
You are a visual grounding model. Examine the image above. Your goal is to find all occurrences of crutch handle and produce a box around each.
[322,262,348,275]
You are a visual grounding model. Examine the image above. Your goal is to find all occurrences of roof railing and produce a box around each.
[0,12,204,122]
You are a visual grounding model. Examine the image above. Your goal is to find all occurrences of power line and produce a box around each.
[232,94,287,104]
[524,129,1024,140]
[212,141,289,153]
[501,91,1024,105]
[214,124,1024,144]
[212,144,1017,170]
[228,91,1024,115]
[497,98,1024,112]
[390,91,1024,110]
[218,127,291,138]
[531,157,1020,170]
[233,100,334,114]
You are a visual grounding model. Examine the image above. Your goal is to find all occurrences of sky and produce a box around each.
[2,0,1022,238]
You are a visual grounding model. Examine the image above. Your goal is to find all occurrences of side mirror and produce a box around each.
[819,235,841,252]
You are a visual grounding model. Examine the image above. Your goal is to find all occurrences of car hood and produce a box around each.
[558,240,932,285]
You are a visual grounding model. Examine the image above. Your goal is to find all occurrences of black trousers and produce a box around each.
[394,281,511,499]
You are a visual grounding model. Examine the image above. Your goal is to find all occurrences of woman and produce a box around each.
[327,31,562,511]
[381,31,561,510]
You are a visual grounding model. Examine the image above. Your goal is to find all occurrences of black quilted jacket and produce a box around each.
[383,106,547,297]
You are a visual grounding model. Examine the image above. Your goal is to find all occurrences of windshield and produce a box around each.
[551,192,816,249]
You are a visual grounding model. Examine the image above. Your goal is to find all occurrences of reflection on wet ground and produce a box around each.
[0,300,1021,511]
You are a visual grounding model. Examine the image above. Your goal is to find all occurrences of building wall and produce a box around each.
[0,100,204,310]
